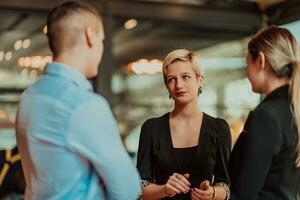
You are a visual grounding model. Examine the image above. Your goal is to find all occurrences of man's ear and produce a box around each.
[85,26,93,48]
[258,51,266,70]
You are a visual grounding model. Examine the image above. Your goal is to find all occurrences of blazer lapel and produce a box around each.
[190,113,218,182]
[157,113,179,173]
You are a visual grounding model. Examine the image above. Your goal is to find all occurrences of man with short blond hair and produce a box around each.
[16,1,140,200]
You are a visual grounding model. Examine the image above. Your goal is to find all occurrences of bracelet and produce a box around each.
[214,182,230,200]
[164,184,176,197]
[139,180,151,200]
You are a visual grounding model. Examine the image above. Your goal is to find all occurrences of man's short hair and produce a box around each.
[47,1,101,56]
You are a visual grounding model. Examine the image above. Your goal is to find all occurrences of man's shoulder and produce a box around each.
[77,93,108,107]
[23,76,106,111]
[69,93,112,117]
[23,74,77,100]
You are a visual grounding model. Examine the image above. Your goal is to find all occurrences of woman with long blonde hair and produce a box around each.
[230,26,300,199]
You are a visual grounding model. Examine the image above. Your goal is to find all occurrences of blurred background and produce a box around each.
[0,0,300,198]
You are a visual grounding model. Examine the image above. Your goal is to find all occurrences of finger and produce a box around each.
[169,176,190,191]
[170,180,190,193]
[191,192,200,200]
[200,188,213,196]
[192,188,202,195]
[166,183,181,194]
[192,190,211,200]
[192,188,209,195]
[199,180,210,190]
[172,172,180,177]
[193,188,213,199]
[183,173,190,179]
[177,174,191,186]
[191,189,202,199]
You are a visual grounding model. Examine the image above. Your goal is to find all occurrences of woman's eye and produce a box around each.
[167,78,175,83]
[182,75,190,80]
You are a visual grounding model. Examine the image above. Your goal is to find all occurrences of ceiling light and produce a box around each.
[43,25,48,34]
[18,57,24,67]
[29,70,38,80]
[22,39,31,49]
[20,69,28,78]
[24,57,31,67]
[18,55,52,69]
[14,40,22,50]
[5,52,12,61]
[124,19,138,30]
[0,109,6,119]
[129,59,163,75]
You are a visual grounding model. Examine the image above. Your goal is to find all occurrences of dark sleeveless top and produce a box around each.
[173,146,198,174]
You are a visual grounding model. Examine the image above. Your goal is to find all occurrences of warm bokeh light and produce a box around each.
[124,19,138,30]
[18,55,52,70]
[126,58,163,75]
[0,109,7,120]
[14,40,22,50]
[31,56,43,69]
[29,70,38,80]
[18,57,24,66]
[131,59,147,75]
[43,25,48,34]
[22,39,31,49]
[5,51,12,61]
[24,57,31,68]
[20,69,29,78]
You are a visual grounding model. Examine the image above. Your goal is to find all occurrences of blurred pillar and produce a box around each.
[93,13,114,106]
[216,86,226,117]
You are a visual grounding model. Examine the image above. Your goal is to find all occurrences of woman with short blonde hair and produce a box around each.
[137,49,231,200]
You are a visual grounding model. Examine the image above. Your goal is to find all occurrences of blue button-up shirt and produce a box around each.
[16,62,140,200]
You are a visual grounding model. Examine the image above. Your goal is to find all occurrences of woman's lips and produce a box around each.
[175,91,186,97]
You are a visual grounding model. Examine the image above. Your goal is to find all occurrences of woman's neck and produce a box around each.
[263,77,289,96]
[171,100,201,119]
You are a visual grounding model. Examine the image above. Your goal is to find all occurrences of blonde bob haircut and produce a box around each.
[162,49,204,85]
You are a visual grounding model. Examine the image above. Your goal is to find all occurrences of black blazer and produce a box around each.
[230,85,300,200]
[137,112,232,200]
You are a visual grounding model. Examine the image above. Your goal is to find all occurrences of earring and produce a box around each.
[169,94,172,99]
[198,87,202,95]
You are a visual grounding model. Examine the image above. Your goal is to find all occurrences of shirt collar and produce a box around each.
[44,62,93,92]
[262,84,289,103]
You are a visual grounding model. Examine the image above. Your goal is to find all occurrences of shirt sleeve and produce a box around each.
[230,109,282,200]
[214,118,232,184]
[66,95,140,200]
[136,119,154,182]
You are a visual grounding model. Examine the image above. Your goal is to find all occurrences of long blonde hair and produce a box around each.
[248,26,300,166]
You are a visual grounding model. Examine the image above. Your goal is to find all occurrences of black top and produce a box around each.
[174,146,198,174]
[137,112,232,200]
[230,85,300,200]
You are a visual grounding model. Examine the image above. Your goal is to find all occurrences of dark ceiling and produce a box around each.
[0,0,299,100]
